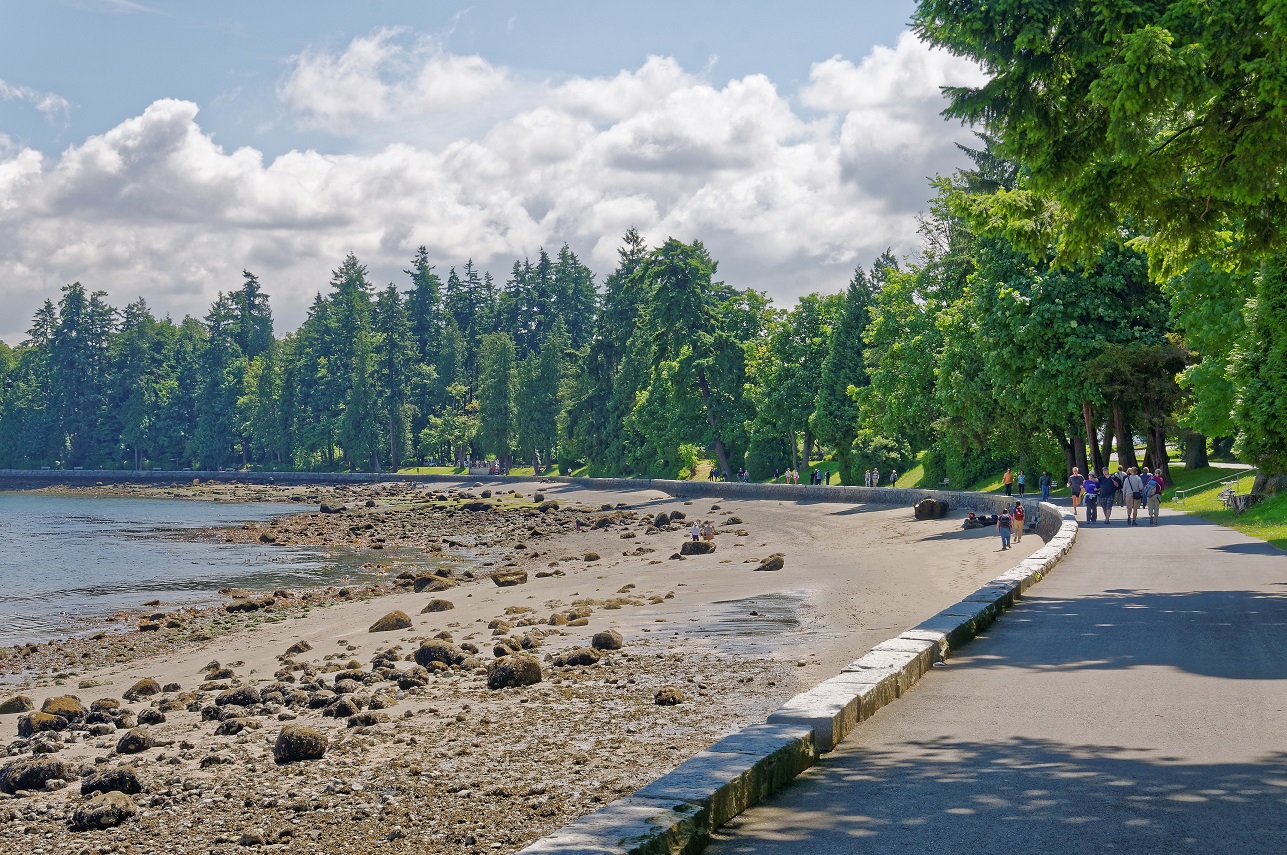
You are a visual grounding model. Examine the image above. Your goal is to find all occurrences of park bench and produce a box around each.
[1218,484,1253,513]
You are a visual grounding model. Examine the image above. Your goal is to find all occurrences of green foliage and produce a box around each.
[850,430,912,478]
[1233,258,1287,476]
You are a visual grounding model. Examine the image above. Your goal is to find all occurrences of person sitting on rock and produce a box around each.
[962,512,979,530]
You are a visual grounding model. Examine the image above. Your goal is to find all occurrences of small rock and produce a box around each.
[654,686,686,706]
[491,569,529,587]
[421,598,455,613]
[284,640,313,657]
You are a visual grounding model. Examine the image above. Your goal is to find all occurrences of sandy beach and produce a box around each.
[0,479,1040,853]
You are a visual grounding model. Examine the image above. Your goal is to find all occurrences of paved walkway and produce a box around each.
[707,508,1287,854]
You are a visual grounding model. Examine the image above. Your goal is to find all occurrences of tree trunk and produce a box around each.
[370,452,382,474]
[1073,433,1088,476]
[388,412,398,472]
[694,367,733,478]
[1212,436,1235,458]
[1100,422,1114,472]
[802,430,814,472]
[1252,473,1287,496]
[1113,407,1138,470]
[1082,401,1104,474]
[1059,434,1075,479]
[1143,423,1170,483]
[1182,431,1209,469]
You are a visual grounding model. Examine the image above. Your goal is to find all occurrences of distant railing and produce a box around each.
[1173,469,1256,506]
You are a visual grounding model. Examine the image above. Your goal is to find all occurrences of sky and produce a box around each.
[0,1,986,344]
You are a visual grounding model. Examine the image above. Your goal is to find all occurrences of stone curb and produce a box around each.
[518,502,1078,852]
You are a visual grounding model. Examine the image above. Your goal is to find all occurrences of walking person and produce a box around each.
[1003,467,1014,496]
[997,505,1013,550]
[1012,502,1025,542]
[1122,466,1145,526]
[1098,466,1117,524]
[690,522,701,541]
[872,467,881,487]
[1017,470,1026,495]
[1146,468,1165,525]
[1039,470,1052,502]
[889,468,898,487]
[864,469,872,487]
[1083,471,1100,523]
[1067,467,1084,514]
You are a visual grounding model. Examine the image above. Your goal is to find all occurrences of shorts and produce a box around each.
[1126,495,1141,513]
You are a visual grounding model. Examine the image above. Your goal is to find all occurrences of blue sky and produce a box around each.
[0,0,982,342]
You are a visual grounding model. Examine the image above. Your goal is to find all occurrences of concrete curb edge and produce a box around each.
[517,500,1078,854]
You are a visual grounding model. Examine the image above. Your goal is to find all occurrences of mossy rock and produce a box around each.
[491,569,528,587]
[591,629,623,651]
[414,640,466,668]
[680,540,716,556]
[41,695,86,720]
[420,599,454,614]
[274,725,329,764]
[122,678,161,702]
[368,611,412,633]
[115,727,153,755]
[0,755,67,794]
[71,791,138,831]
[754,553,786,572]
[552,647,601,667]
[414,576,456,593]
[17,711,67,738]
[80,766,142,797]
[486,653,543,690]
[0,695,34,715]
[654,686,686,705]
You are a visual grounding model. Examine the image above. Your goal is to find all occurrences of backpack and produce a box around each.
[999,513,1012,529]
[1142,478,1158,499]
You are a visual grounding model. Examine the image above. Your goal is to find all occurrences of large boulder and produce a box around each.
[413,640,467,668]
[40,695,86,720]
[0,756,67,794]
[913,498,949,520]
[215,686,262,707]
[413,576,455,593]
[80,766,142,797]
[591,629,623,651]
[0,695,34,715]
[70,791,138,831]
[122,678,161,702]
[115,727,153,755]
[680,540,715,556]
[552,647,601,667]
[274,725,328,764]
[17,711,67,738]
[368,611,412,633]
[486,653,543,690]
[421,598,454,613]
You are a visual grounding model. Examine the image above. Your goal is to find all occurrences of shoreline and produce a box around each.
[0,479,1042,853]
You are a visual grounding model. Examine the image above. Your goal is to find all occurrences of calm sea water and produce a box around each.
[0,493,419,647]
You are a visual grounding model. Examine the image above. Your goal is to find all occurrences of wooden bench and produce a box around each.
[1219,486,1253,512]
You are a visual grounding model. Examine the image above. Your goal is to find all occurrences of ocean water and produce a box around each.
[0,493,416,647]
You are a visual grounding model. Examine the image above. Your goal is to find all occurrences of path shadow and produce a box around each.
[963,588,1287,680]
[711,736,1287,853]
[1211,541,1287,557]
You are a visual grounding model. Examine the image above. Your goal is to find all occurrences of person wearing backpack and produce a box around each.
[1122,467,1145,526]
[1011,502,1026,542]
[1143,470,1163,525]
[997,506,1013,550]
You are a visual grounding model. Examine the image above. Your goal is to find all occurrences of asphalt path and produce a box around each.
[706,507,1287,854]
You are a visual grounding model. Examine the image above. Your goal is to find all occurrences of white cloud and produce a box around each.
[0,78,71,125]
[0,31,986,343]
[280,27,510,134]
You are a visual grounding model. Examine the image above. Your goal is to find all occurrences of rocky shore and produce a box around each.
[1,479,1041,853]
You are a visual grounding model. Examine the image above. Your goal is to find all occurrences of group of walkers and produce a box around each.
[1066,465,1166,526]
[864,467,897,487]
[772,468,833,485]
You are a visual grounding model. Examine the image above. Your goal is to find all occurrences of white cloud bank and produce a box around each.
[0,30,985,342]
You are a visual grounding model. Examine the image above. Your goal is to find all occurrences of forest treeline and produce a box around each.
[0,134,1275,488]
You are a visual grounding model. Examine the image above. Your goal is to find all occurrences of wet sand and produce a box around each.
[0,479,1040,853]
